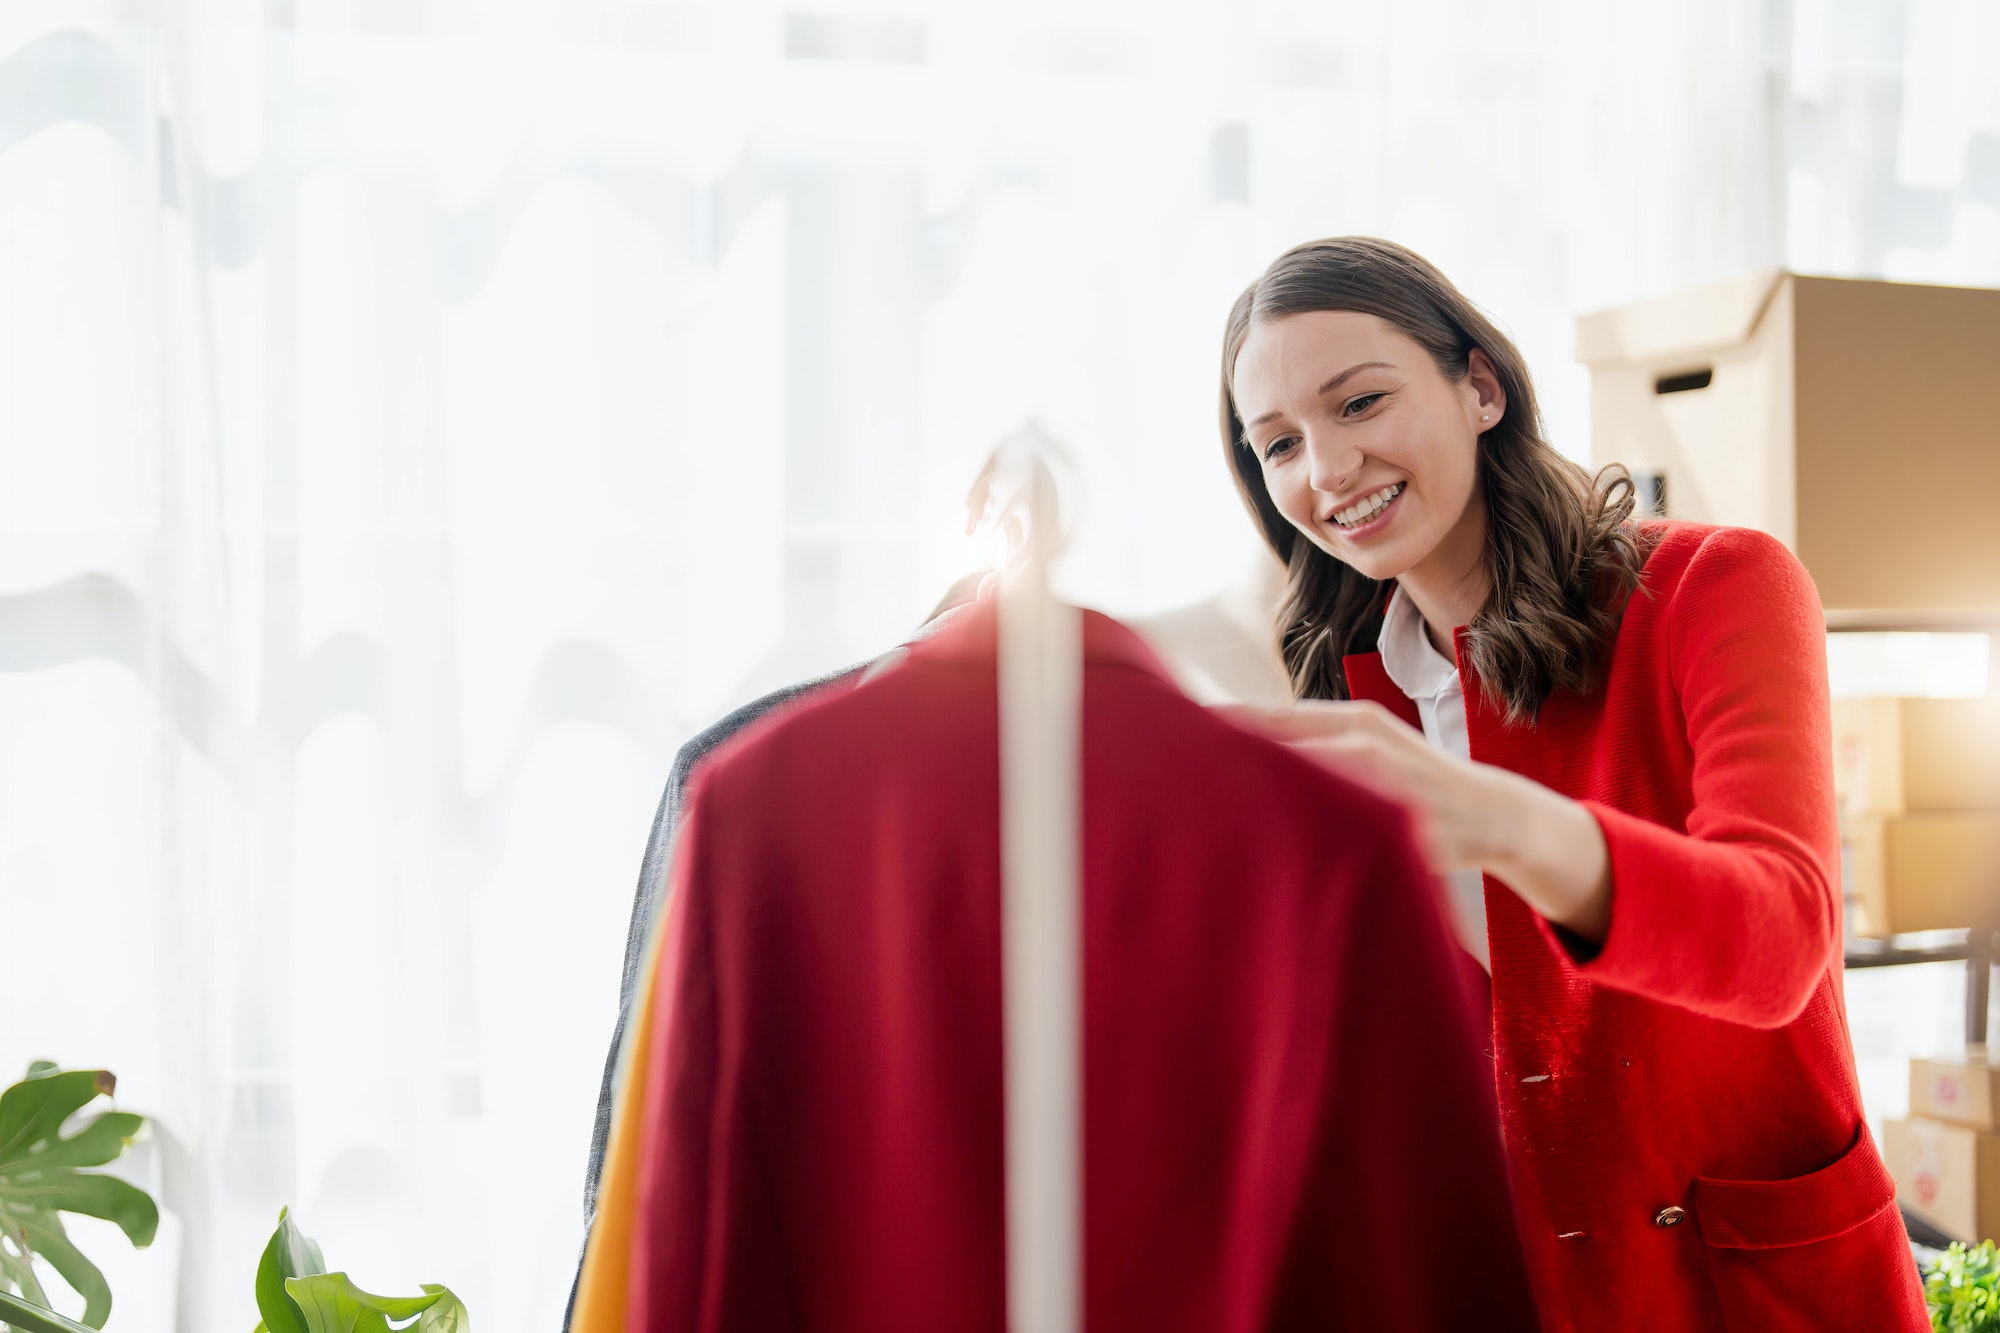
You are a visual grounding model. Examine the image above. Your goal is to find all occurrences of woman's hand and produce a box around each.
[1218,699,1613,943]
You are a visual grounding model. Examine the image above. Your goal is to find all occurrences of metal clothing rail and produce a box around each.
[969,425,1083,1333]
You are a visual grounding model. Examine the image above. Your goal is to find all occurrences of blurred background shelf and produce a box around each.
[1846,929,1994,1042]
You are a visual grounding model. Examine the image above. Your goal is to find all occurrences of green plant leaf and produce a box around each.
[2,1173,158,1248]
[414,1285,468,1333]
[11,1215,108,1328]
[254,1208,327,1333]
[0,1114,144,1178]
[0,1066,154,1331]
[0,1287,98,1333]
[1924,1239,2000,1332]
[0,1072,115,1169]
[0,1241,52,1310]
[283,1274,442,1333]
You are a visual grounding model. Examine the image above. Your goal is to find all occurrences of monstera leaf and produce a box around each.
[0,1287,99,1333]
[0,1064,157,1329]
[251,1211,467,1333]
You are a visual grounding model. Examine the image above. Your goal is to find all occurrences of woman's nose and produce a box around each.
[1306,433,1365,496]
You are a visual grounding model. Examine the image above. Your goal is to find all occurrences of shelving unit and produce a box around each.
[1846,929,1996,1044]
[1829,609,1999,1044]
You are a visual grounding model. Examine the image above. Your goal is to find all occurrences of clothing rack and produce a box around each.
[972,426,1083,1333]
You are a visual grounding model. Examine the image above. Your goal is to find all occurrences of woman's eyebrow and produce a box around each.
[1315,360,1393,397]
[1245,360,1395,428]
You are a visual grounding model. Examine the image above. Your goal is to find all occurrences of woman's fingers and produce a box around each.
[1216,703,1440,821]
[1213,704,1305,737]
[1214,706,1413,785]
[1213,700,1394,741]
[1292,734,1405,789]
[1224,698,1512,880]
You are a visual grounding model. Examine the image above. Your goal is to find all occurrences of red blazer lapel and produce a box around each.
[1341,651,1421,730]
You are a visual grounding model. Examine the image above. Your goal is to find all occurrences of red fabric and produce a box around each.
[629,602,1542,1332]
[1344,522,1926,1332]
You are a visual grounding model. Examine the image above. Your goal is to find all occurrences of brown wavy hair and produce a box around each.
[1219,237,1649,723]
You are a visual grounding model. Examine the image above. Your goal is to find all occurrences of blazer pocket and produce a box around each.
[1690,1127,1926,1332]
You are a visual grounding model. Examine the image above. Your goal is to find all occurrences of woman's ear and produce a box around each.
[1466,348,1507,431]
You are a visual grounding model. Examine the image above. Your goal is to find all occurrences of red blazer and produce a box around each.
[629,603,1541,1331]
[1345,522,1925,1332]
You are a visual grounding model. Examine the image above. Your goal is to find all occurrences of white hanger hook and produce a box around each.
[964,420,1079,572]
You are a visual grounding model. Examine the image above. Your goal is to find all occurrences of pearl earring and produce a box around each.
[1481,414,1490,422]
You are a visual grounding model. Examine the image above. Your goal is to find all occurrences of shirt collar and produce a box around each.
[1377,584,1461,700]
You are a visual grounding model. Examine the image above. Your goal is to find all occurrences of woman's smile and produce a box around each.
[1327,481,1406,539]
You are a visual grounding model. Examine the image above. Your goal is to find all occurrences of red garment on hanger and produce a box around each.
[1345,522,1926,1332]
[627,602,1540,1332]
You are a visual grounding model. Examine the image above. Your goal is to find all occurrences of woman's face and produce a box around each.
[1231,310,1503,586]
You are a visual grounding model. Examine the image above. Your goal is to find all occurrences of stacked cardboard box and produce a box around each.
[1575,272,2000,935]
[1574,272,2000,617]
[1886,1053,2000,1242]
[1833,697,2000,938]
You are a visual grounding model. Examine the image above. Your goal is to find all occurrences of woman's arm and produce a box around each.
[1220,701,1614,937]
[1563,526,1840,1028]
[1473,766,1612,941]
[1224,527,1840,1029]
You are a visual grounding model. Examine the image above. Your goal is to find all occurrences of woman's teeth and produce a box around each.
[1334,483,1403,528]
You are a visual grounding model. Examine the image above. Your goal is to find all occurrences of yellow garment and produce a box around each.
[570,871,675,1332]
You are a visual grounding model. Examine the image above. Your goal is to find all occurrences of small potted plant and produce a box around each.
[250,1208,466,1333]
[1928,1240,2000,1332]
[0,1064,156,1329]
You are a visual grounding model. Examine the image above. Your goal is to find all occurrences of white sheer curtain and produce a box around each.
[2,1,1995,1328]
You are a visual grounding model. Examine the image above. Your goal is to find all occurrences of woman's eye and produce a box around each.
[1343,393,1384,417]
[1262,436,1297,461]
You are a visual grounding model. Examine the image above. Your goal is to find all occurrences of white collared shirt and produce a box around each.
[1377,585,1490,971]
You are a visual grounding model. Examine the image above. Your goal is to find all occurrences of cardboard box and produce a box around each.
[1912,1053,2000,1132]
[1885,1115,2000,1243]
[1832,697,2000,814]
[1842,811,2000,937]
[1576,273,2000,614]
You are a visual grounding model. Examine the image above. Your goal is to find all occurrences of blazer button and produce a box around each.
[1654,1206,1687,1228]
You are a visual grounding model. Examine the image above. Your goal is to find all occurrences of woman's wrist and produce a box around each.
[1476,768,1613,942]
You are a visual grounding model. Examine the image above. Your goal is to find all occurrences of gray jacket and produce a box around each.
[564,664,861,1328]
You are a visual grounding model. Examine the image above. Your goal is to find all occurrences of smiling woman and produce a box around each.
[1215,237,1931,1333]
[1220,236,1646,717]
